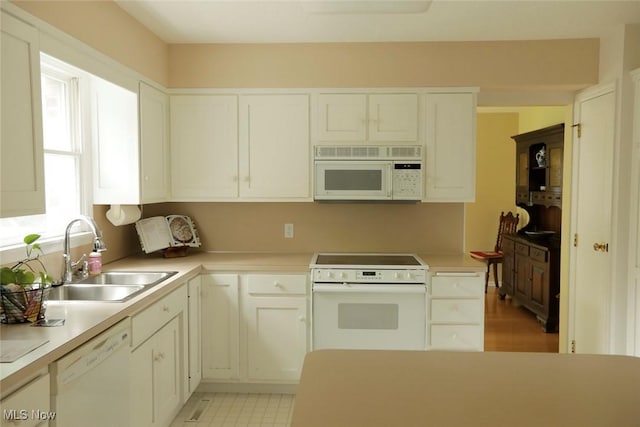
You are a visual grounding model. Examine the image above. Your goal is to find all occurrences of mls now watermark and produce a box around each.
[3,409,57,421]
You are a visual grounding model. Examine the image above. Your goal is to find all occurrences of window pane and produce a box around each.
[44,153,79,221]
[41,74,72,151]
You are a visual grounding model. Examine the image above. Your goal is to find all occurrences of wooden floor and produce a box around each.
[484,286,559,352]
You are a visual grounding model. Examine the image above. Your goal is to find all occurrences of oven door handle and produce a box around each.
[312,283,426,294]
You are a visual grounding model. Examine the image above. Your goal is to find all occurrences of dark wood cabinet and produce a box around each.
[501,237,515,296]
[501,234,559,332]
[511,123,564,208]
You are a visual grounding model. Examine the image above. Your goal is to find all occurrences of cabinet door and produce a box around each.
[130,316,181,427]
[153,316,181,426]
[187,276,202,397]
[317,94,367,141]
[139,82,169,203]
[547,141,563,194]
[514,252,530,302]
[239,94,310,199]
[516,143,530,204]
[201,274,240,380]
[529,259,549,314]
[1,11,45,217]
[368,94,418,141]
[91,76,140,204]
[424,92,476,202]
[244,296,308,382]
[170,95,238,200]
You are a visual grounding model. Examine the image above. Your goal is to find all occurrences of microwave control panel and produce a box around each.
[392,162,423,199]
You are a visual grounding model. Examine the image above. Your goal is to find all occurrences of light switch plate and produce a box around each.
[284,223,294,239]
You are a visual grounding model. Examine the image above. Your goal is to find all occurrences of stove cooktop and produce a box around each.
[311,253,426,268]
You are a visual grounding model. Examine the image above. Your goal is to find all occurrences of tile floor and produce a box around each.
[170,392,295,427]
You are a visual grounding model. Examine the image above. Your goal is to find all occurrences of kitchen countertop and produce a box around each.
[291,349,640,427]
[0,251,482,396]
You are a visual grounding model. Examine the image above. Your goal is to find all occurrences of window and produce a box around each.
[0,55,90,248]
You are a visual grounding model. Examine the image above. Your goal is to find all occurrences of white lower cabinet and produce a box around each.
[201,273,309,384]
[0,373,50,427]
[427,272,484,351]
[201,274,240,380]
[130,285,188,427]
[244,275,308,382]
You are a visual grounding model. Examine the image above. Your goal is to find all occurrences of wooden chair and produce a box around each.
[470,211,520,293]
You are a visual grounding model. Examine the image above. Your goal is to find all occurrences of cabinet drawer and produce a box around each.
[530,247,548,262]
[132,285,187,348]
[247,274,307,296]
[430,274,483,297]
[430,299,483,323]
[429,325,483,351]
[515,243,529,256]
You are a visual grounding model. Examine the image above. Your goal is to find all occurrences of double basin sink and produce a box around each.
[48,271,177,303]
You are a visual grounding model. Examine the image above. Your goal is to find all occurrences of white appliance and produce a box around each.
[50,319,131,427]
[314,145,423,201]
[311,253,428,350]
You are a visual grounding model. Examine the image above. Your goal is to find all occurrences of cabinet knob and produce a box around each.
[593,242,609,252]
[274,281,283,288]
[162,306,170,312]
[298,315,306,322]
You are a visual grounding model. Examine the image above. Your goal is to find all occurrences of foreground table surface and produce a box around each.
[291,350,640,427]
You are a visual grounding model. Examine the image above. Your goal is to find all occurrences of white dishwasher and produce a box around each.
[50,318,131,427]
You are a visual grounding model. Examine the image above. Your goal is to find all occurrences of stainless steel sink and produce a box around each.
[48,271,177,302]
[74,271,176,286]
[48,284,146,302]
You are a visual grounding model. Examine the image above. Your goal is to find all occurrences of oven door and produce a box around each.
[312,283,426,350]
[314,161,392,200]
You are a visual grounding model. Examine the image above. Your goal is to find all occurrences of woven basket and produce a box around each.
[0,285,50,324]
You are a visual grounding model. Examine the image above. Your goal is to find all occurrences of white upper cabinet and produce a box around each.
[317,93,418,142]
[170,95,239,200]
[139,82,169,203]
[239,94,310,199]
[1,11,45,217]
[423,92,477,202]
[91,76,140,204]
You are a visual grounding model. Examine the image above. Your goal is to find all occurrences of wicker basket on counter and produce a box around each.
[0,284,51,324]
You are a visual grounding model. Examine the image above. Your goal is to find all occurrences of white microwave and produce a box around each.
[314,145,423,201]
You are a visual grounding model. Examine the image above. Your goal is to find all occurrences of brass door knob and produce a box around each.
[593,242,609,252]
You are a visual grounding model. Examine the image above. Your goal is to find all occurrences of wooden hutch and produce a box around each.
[502,123,564,332]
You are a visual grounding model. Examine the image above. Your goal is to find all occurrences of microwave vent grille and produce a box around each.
[391,146,421,158]
[315,145,421,160]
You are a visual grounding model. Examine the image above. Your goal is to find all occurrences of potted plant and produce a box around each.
[0,234,54,323]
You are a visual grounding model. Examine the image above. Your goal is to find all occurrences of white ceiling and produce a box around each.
[115,0,640,44]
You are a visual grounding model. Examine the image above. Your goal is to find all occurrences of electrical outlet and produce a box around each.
[284,223,294,239]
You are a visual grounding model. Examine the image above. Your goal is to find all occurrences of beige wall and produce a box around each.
[12,0,169,86]
[141,202,464,254]
[464,113,519,253]
[168,40,598,91]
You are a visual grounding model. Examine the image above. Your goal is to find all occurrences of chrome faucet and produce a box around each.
[62,216,107,283]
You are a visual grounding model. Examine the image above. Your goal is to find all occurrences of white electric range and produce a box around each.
[310,253,429,351]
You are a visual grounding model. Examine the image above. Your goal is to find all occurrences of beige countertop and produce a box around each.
[291,349,640,427]
[0,251,480,396]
